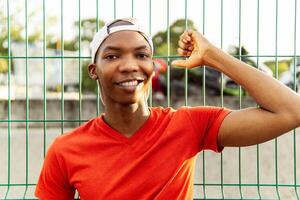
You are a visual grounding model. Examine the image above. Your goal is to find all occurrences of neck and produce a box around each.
[103,101,150,137]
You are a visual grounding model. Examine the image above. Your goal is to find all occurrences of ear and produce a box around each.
[152,60,156,68]
[152,71,155,78]
[88,63,98,80]
[151,60,156,77]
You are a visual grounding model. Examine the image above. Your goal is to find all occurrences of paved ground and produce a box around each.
[0,127,299,199]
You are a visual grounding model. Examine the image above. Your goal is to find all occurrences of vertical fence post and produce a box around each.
[96,0,100,116]
[23,0,29,197]
[293,0,299,199]
[4,0,11,198]
[238,0,243,198]
[166,0,170,107]
[202,0,206,198]
[78,0,82,126]
[184,0,188,106]
[60,0,65,134]
[131,0,134,17]
[114,0,116,19]
[256,0,262,199]
[42,0,47,159]
[274,0,281,199]
[148,0,153,107]
[220,0,225,198]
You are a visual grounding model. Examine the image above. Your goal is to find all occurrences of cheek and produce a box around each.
[144,61,155,77]
[96,63,112,79]
[96,69,109,88]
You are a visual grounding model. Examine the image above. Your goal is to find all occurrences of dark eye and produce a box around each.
[105,55,118,60]
[137,53,150,59]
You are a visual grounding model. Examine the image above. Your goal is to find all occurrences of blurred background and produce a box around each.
[0,0,300,199]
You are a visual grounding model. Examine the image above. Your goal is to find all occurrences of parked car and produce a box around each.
[279,58,300,92]
[205,63,273,96]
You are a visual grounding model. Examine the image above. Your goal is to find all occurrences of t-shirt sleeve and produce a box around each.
[35,138,75,200]
[186,106,232,152]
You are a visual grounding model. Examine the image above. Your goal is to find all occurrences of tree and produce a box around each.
[0,4,56,73]
[153,19,197,56]
[227,45,256,67]
[47,18,104,51]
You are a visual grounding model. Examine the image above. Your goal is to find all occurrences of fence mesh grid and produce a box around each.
[0,0,299,199]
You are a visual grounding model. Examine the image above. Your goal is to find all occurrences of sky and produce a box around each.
[2,0,300,61]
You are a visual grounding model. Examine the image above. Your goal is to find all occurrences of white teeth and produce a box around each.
[119,80,138,87]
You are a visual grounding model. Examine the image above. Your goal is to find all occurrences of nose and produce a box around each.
[118,55,139,73]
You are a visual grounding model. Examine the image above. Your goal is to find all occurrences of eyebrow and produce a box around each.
[134,45,151,51]
[102,45,151,52]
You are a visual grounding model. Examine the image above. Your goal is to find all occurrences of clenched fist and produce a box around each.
[171,30,215,69]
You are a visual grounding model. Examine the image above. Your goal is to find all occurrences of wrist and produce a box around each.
[203,46,224,70]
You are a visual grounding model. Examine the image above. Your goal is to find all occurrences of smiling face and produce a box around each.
[88,31,154,106]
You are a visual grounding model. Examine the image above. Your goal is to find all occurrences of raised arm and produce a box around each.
[172,30,300,147]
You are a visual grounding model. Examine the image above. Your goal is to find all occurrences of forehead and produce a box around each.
[98,31,151,53]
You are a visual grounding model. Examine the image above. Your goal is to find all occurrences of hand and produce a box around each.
[171,30,213,69]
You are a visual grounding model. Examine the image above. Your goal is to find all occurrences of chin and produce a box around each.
[118,95,147,106]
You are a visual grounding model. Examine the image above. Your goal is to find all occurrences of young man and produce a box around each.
[35,18,300,199]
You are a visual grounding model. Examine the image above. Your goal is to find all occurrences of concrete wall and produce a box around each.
[0,96,257,128]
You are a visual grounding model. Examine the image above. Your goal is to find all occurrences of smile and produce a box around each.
[118,80,139,87]
[116,79,144,87]
[115,79,145,93]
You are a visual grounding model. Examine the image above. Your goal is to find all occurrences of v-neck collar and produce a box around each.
[95,108,156,144]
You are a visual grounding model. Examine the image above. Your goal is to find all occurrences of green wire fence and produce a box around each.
[0,0,299,199]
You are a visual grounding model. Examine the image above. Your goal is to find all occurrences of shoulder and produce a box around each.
[151,106,231,127]
[53,116,102,150]
[150,106,193,114]
[149,106,189,120]
[150,106,231,117]
[178,106,231,117]
[150,106,175,114]
[149,106,211,118]
[149,106,194,125]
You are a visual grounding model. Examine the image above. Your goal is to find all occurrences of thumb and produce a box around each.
[171,59,190,68]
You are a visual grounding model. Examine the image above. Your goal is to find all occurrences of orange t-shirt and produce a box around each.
[35,106,231,200]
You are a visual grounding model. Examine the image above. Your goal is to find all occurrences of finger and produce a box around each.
[180,31,192,42]
[171,59,190,68]
[178,40,194,51]
[179,33,184,41]
[177,41,194,52]
[178,40,192,50]
[183,34,191,42]
[187,45,194,51]
[187,29,193,36]
[177,48,188,56]
[177,48,191,56]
